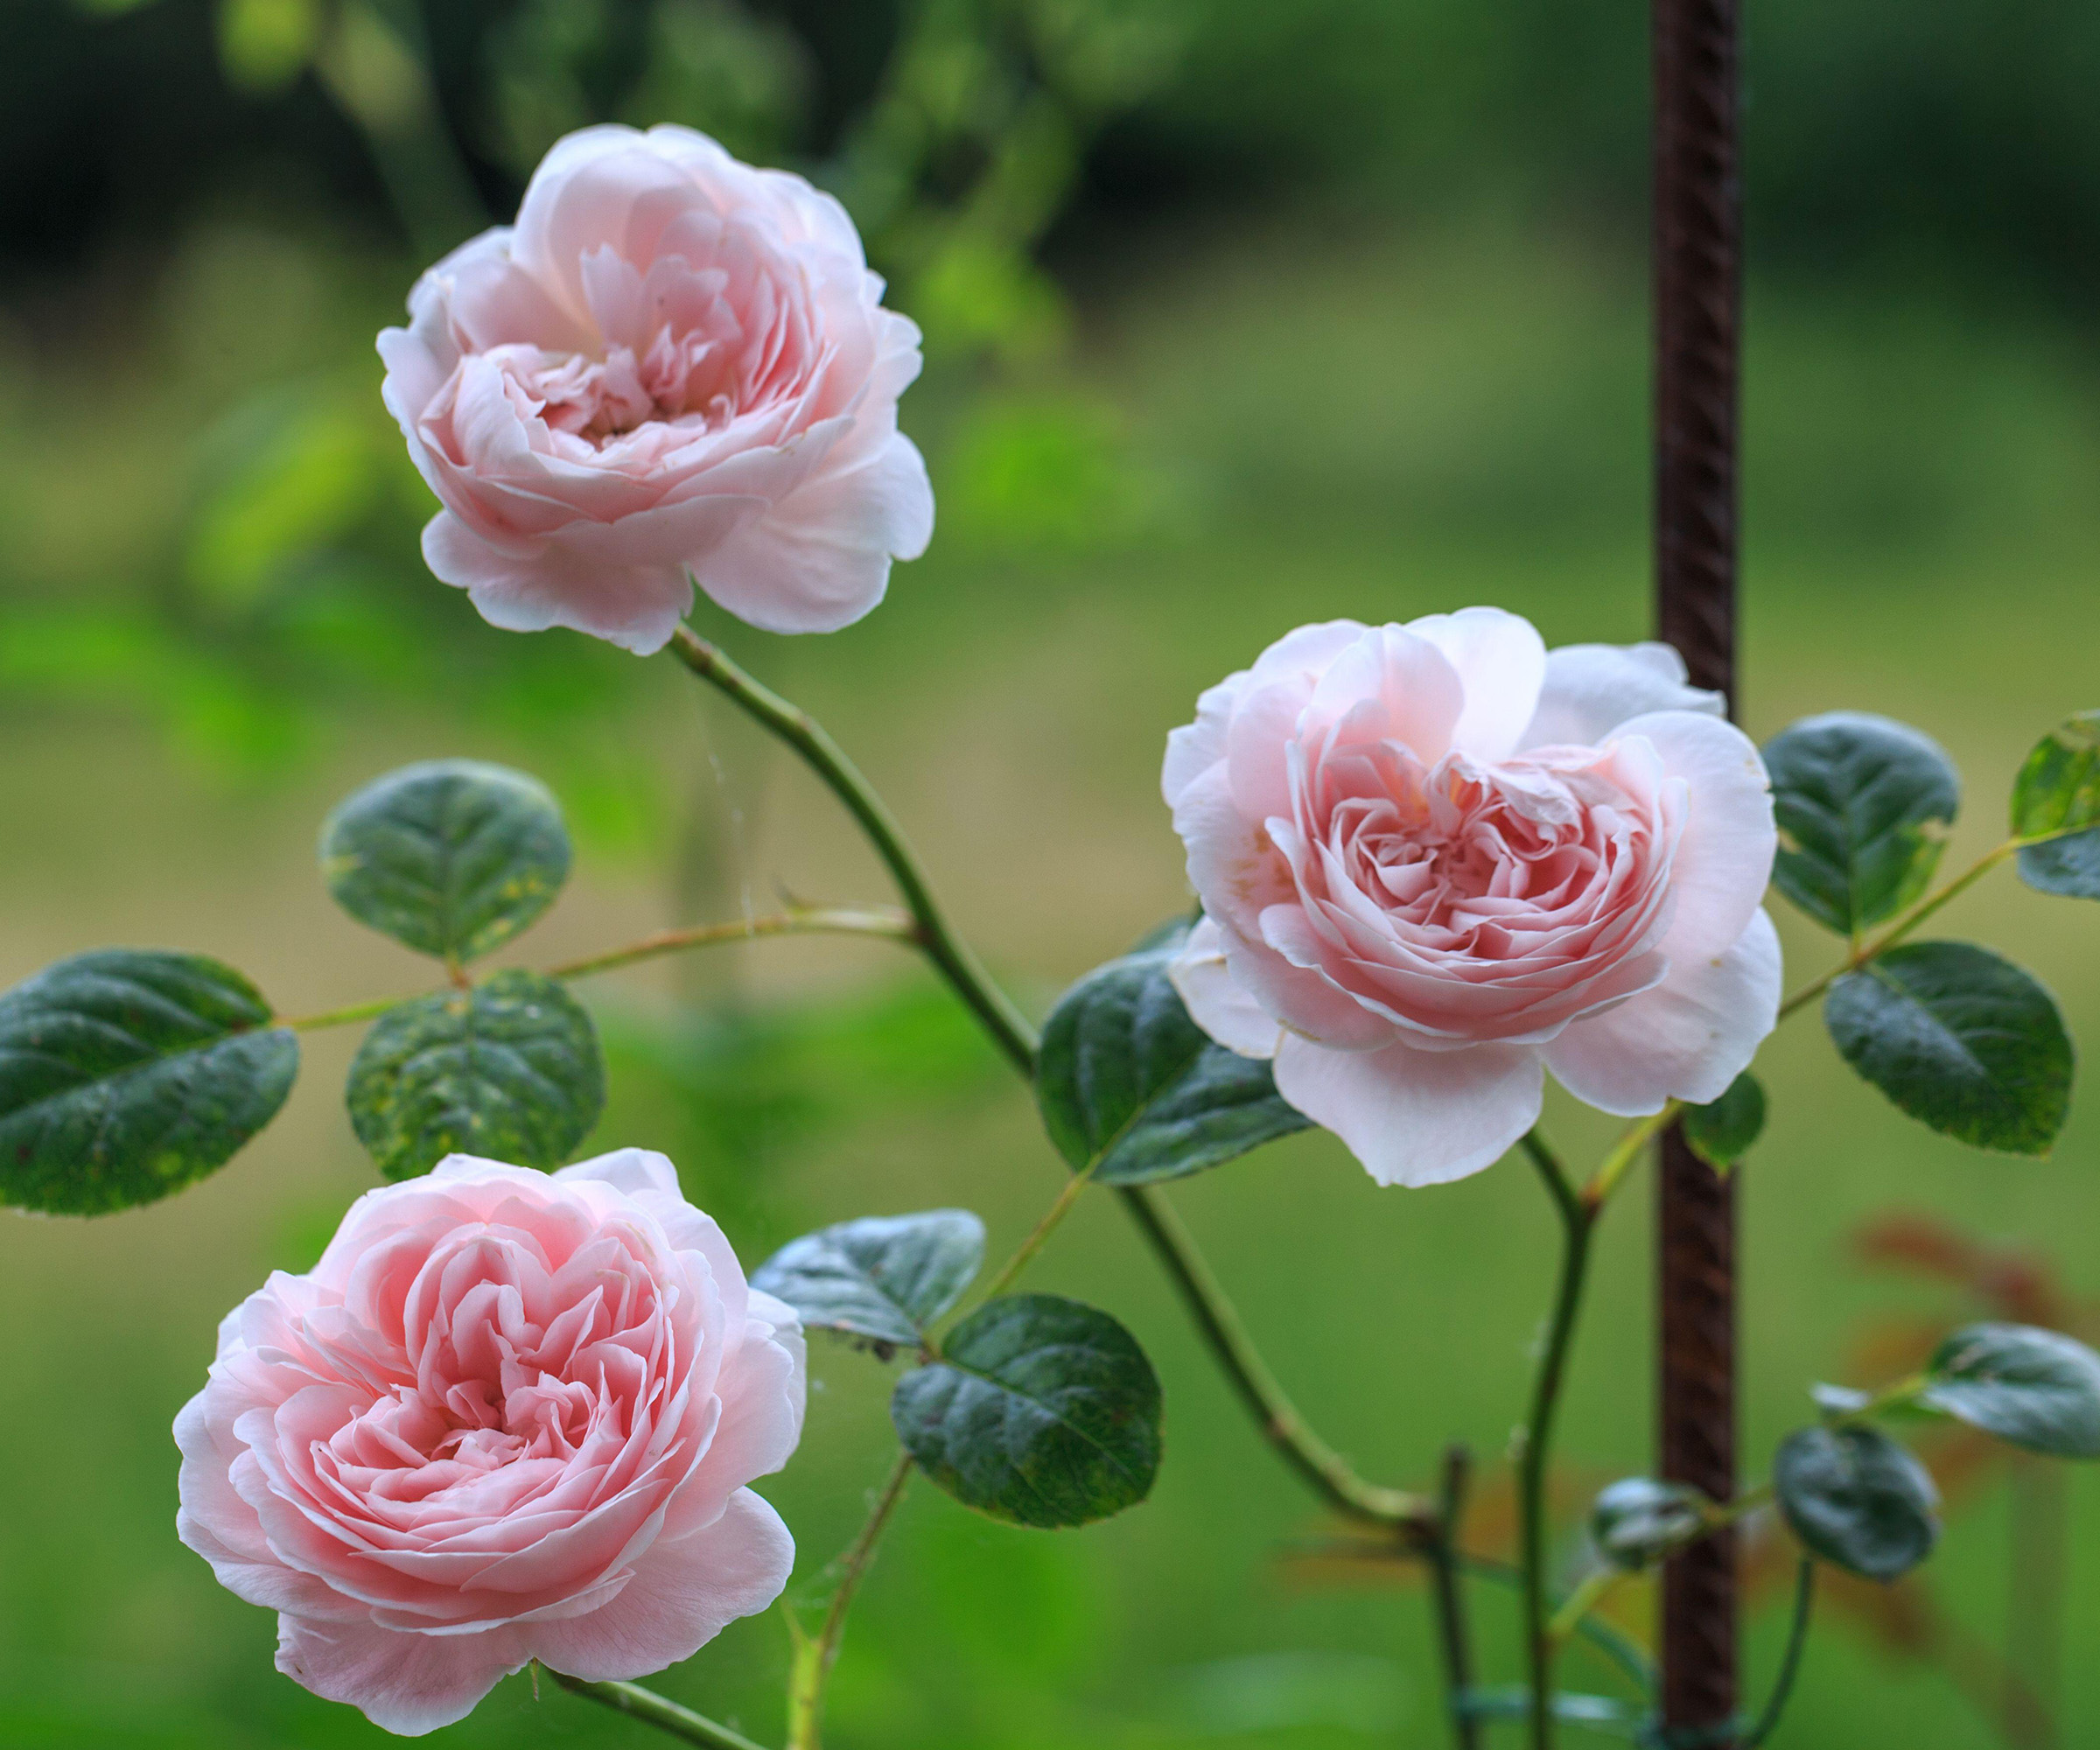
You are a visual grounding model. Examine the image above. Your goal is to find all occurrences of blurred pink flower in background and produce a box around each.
[1164,609,1778,1186]
[177,1150,805,1735]
[381,125,932,654]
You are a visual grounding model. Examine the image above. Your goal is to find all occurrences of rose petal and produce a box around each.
[527,1488,794,1682]
[1406,606,1549,764]
[690,425,932,634]
[1270,1033,1544,1187]
[1171,916,1284,1059]
[1519,642,1724,751]
[276,1614,527,1737]
[1616,710,1775,959]
[1543,907,1782,1115]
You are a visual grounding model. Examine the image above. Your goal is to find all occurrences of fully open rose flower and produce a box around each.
[1164,609,1779,1186]
[176,1150,804,1735]
[379,124,933,654]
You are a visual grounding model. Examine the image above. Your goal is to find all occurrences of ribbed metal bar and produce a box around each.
[1653,0,1742,1737]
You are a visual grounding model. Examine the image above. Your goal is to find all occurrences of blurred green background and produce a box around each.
[4,1,2099,1746]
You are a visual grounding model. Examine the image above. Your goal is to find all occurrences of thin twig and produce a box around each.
[1428,1445,1485,1750]
[550,1670,772,1750]
[1116,1182,1432,1530]
[545,906,914,980]
[669,627,1038,1074]
[277,906,916,1032]
[1775,838,2019,1022]
[1519,1132,1597,1750]
[788,1452,915,1750]
[1738,1559,1816,1747]
[1583,1106,1678,1209]
[974,1164,1100,1306]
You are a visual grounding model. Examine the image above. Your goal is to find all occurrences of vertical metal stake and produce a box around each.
[1653,0,1742,1739]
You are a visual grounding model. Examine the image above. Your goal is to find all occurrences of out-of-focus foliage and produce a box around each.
[14,0,2100,301]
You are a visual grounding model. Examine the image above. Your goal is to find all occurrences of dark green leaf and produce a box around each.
[1774,1424,1939,1580]
[891,1292,1162,1528]
[0,949,297,1214]
[1683,1072,1765,1170]
[2012,710,2100,900]
[1764,713,1959,934]
[752,1210,985,1349]
[1825,942,2072,1154]
[320,760,570,962]
[1921,1322,2100,1458]
[1589,1477,1708,1571]
[346,970,603,1180]
[1037,920,1308,1186]
[2019,831,2100,901]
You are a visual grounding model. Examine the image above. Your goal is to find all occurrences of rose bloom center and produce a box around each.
[315,1222,674,1520]
[1292,742,1665,956]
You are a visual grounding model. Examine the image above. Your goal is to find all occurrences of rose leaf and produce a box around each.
[891,1292,1162,1529]
[1037,919,1308,1186]
[0,948,298,1214]
[1920,1322,2100,1458]
[1824,942,2071,1155]
[320,760,571,962]
[2012,710,2100,900]
[752,1210,986,1349]
[1763,712,1960,935]
[1773,1424,1939,1581]
[346,970,604,1180]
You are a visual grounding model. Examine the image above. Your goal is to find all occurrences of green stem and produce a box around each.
[669,627,1037,1074]
[1582,1105,1678,1209]
[1457,1554,1655,1697]
[788,1451,914,1750]
[1518,1134,1597,1750]
[550,1670,771,1750]
[1116,1181,1431,1529]
[1427,1445,1485,1750]
[281,994,404,1032]
[664,626,1431,1533]
[276,906,915,1032]
[974,1165,1100,1306]
[1547,1566,1624,1645]
[544,906,914,980]
[1740,1558,1816,1748]
[1776,839,2018,1023]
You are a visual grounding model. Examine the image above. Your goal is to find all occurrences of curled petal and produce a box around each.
[1171,917,1284,1059]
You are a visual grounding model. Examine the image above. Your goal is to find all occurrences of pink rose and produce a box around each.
[1163,610,1779,1186]
[176,1150,805,1735]
[379,124,933,654]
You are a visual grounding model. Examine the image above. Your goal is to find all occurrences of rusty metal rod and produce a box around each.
[1653,0,1742,1738]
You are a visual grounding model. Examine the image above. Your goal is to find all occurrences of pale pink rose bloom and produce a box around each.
[176,1150,805,1735]
[1163,609,1779,1187]
[379,124,933,654]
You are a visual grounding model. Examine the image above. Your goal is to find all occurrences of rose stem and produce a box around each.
[661,626,1452,1692]
[275,906,916,1032]
[787,1450,915,1750]
[1427,1444,1486,1750]
[1516,1128,1600,1750]
[668,626,1036,1072]
[1774,836,2024,1022]
[550,1670,772,1750]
